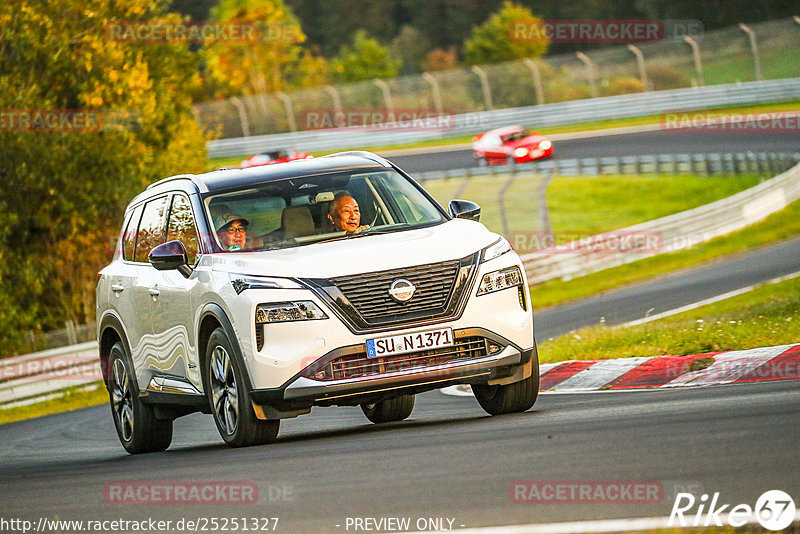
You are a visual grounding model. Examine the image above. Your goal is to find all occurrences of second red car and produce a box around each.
[472,125,553,166]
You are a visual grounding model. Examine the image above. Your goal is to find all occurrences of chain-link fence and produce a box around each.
[193,18,800,140]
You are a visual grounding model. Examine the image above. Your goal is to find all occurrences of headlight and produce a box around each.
[255,301,328,324]
[514,147,529,158]
[477,266,523,296]
[230,273,303,294]
[539,140,552,150]
[482,237,512,263]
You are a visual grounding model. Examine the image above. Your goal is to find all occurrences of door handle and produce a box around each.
[148,288,161,296]
[111,284,124,292]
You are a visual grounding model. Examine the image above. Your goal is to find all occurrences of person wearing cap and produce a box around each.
[217,210,250,251]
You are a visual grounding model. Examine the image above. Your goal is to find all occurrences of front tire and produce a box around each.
[108,342,173,454]
[361,394,415,424]
[473,363,539,415]
[204,328,279,447]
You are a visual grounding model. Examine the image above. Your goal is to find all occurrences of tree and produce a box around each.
[391,25,431,75]
[330,30,401,83]
[463,1,548,65]
[0,0,207,352]
[200,0,328,98]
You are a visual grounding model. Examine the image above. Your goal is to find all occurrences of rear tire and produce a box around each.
[108,342,173,454]
[204,328,279,448]
[361,394,415,424]
[473,363,539,416]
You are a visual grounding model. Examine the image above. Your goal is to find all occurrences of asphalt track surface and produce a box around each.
[2,382,798,531]
[385,130,799,173]
[2,130,799,532]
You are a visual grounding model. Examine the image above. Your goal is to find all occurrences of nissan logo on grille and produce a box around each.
[388,279,416,303]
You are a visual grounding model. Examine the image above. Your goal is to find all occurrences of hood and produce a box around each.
[507,134,545,149]
[209,218,498,279]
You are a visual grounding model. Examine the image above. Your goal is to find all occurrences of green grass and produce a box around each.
[531,198,800,310]
[0,383,107,425]
[206,100,800,171]
[422,173,762,237]
[538,274,800,364]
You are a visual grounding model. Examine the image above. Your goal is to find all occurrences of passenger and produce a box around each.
[327,194,369,234]
[217,211,249,251]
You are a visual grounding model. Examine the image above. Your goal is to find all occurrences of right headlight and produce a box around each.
[482,237,512,263]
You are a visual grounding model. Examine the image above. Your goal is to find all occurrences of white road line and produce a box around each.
[622,287,753,327]
[399,511,800,534]
[622,270,800,328]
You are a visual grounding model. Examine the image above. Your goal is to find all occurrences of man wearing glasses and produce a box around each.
[217,209,249,251]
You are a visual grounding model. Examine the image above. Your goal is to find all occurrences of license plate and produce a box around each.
[366,327,454,358]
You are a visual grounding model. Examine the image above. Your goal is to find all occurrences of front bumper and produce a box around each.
[250,340,535,407]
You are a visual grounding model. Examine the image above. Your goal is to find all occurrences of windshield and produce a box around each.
[204,169,446,252]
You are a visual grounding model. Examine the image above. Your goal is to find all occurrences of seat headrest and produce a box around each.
[281,206,314,238]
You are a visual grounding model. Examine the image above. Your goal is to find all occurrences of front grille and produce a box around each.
[304,336,490,381]
[332,260,459,320]
[302,253,478,330]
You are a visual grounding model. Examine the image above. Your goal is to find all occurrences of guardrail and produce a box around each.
[519,159,800,283]
[0,341,102,408]
[414,151,799,181]
[207,78,800,158]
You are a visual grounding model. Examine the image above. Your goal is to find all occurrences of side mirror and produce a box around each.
[149,240,192,277]
[448,199,481,222]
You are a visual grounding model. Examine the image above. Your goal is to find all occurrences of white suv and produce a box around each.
[97,152,539,454]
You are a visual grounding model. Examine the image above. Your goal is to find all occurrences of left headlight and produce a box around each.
[255,301,328,324]
[476,266,523,296]
[539,140,552,150]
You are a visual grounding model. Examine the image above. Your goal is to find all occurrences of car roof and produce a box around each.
[484,125,525,137]
[143,152,391,198]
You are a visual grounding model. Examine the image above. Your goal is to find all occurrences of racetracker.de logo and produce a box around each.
[105,482,259,505]
[301,109,455,132]
[509,230,664,255]
[510,480,663,504]
[661,110,800,133]
[509,19,703,44]
[0,109,139,133]
[105,20,260,44]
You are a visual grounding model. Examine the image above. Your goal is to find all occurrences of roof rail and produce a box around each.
[322,151,391,167]
[146,174,196,190]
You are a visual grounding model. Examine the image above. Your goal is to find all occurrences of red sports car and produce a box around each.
[240,149,312,168]
[472,125,553,165]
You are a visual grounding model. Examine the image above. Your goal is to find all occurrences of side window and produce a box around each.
[122,205,143,261]
[167,194,200,264]
[134,196,169,263]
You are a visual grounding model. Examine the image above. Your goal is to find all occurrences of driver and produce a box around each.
[328,194,369,234]
[217,210,249,251]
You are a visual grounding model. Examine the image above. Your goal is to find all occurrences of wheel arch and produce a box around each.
[98,313,132,389]
[197,303,253,391]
